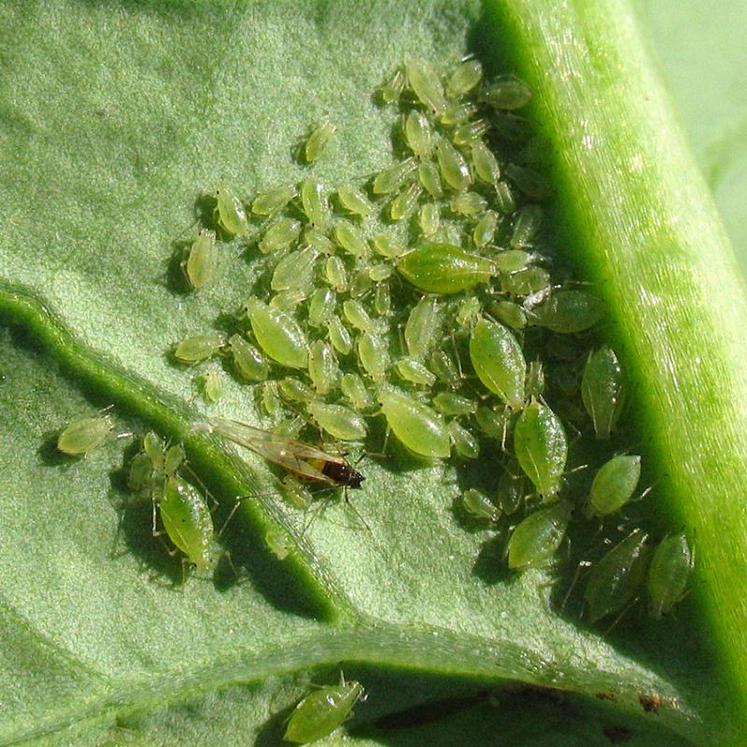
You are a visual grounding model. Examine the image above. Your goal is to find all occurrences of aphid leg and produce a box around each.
[342,486,371,532]
[559,560,592,614]
[602,599,637,636]
[217,495,255,537]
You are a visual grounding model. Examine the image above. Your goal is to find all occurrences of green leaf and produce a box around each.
[0,1,743,744]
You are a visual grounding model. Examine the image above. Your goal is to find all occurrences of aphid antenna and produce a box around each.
[601,598,638,637]
[558,559,592,615]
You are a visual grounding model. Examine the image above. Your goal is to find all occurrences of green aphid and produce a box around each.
[369,263,393,282]
[429,348,462,388]
[300,178,330,229]
[585,529,651,623]
[433,392,476,416]
[271,289,309,311]
[493,249,533,274]
[507,501,572,570]
[418,161,444,199]
[357,332,389,381]
[462,488,500,523]
[334,221,369,257]
[419,202,440,239]
[271,246,319,293]
[501,267,551,297]
[304,121,337,163]
[471,142,501,185]
[304,228,336,255]
[648,533,694,619]
[379,385,450,459]
[284,673,365,745]
[509,205,543,248]
[174,333,226,364]
[435,139,472,191]
[308,401,367,441]
[273,416,306,440]
[278,377,315,404]
[381,67,406,104]
[448,419,479,459]
[505,164,551,200]
[404,110,433,158]
[244,298,308,369]
[397,243,497,294]
[480,75,533,110]
[280,474,313,510]
[324,255,348,293]
[475,404,510,442]
[260,381,283,417]
[496,469,525,515]
[372,234,406,258]
[327,315,353,355]
[57,412,114,456]
[228,333,269,382]
[406,59,447,114]
[343,299,377,334]
[473,211,498,248]
[184,229,218,290]
[446,59,483,98]
[336,184,375,219]
[259,217,302,255]
[450,191,487,216]
[514,399,567,499]
[395,356,437,387]
[581,347,625,440]
[349,268,373,299]
[525,360,546,399]
[372,157,418,195]
[439,101,478,126]
[587,455,641,517]
[404,295,442,359]
[469,318,526,410]
[389,182,422,222]
[531,290,605,333]
[200,370,224,403]
[455,296,481,327]
[252,184,297,216]
[308,287,336,328]
[452,119,489,147]
[308,339,339,395]
[493,180,516,214]
[340,372,373,411]
[215,187,249,237]
[265,527,293,560]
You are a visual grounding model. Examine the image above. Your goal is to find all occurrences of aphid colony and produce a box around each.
[168,57,694,624]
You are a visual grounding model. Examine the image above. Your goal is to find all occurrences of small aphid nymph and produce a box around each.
[57,412,114,456]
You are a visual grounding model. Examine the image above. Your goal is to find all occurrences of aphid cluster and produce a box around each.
[164,57,693,619]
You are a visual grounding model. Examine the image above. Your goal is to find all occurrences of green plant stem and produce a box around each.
[486,0,747,740]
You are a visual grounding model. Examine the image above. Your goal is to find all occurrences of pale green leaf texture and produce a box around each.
[0,1,744,745]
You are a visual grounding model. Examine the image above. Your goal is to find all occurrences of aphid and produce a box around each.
[531,290,605,333]
[252,184,297,216]
[324,255,348,293]
[305,121,337,163]
[184,229,218,290]
[395,357,437,387]
[475,405,509,441]
[480,75,533,110]
[198,418,365,489]
[507,501,572,570]
[244,298,308,369]
[472,210,498,248]
[261,381,283,417]
[496,468,525,514]
[279,474,314,509]
[57,412,114,456]
[471,142,501,185]
[304,228,336,255]
[334,221,369,258]
[381,67,406,104]
[525,360,545,399]
[406,59,447,114]
[455,296,481,327]
[404,110,433,158]
[343,299,377,334]
[389,182,422,222]
[417,161,444,199]
[228,333,269,382]
[174,333,225,364]
[448,420,479,459]
[340,373,373,411]
[585,529,651,623]
[461,488,500,523]
[587,455,641,517]
[307,287,336,328]
[336,184,375,219]
[215,187,249,237]
[369,263,393,282]
[452,119,489,147]
[446,59,483,98]
[284,673,365,745]
[327,315,353,355]
[273,416,306,440]
[308,401,368,441]
[307,339,339,395]
[200,370,224,403]
[379,386,450,458]
[419,203,440,238]
[439,101,478,126]
[648,533,694,619]
[372,234,406,259]
[450,191,487,216]
[357,332,389,381]
[349,268,373,299]
[397,243,497,294]
[581,347,625,440]
[372,157,418,195]
[493,180,517,214]
[265,527,293,560]
[271,246,319,291]
[433,392,476,416]
[271,289,309,311]
[428,348,461,387]
[505,164,550,200]
[300,178,330,229]
[469,318,526,410]
[278,377,315,403]
[404,295,442,359]
[501,267,551,297]
[514,399,567,499]
[509,205,543,248]
[435,139,472,191]
[493,249,533,274]
[259,217,302,255]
